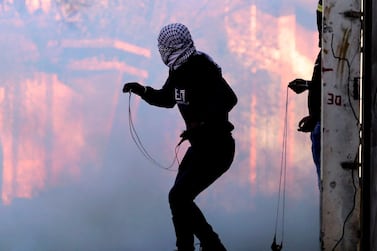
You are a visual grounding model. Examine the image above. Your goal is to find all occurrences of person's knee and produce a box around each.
[169,185,191,211]
[168,187,177,204]
[169,186,183,208]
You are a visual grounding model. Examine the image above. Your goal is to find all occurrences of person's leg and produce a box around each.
[169,147,197,251]
[194,136,234,250]
[192,203,227,251]
[310,121,321,188]
[169,135,235,251]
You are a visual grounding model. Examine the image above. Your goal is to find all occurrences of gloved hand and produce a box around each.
[298,115,317,132]
[288,78,309,94]
[122,82,146,96]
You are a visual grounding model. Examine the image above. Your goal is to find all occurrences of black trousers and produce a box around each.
[169,134,235,250]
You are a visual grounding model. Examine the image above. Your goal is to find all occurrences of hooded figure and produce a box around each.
[157,23,197,70]
[123,23,237,251]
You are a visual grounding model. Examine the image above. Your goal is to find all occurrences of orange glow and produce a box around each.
[0,1,318,205]
[249,97,257,192]
[26,0,51,13]
[0,74,83,204]
[225,3,317,196]
[0,70,137,204]
[68,57,149,78]
[49,39,152,58]
[0,32,149,204]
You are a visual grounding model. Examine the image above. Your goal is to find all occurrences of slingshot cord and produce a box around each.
[128,92,179,171]
[272,87,289,250]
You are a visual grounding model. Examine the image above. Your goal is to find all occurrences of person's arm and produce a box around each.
[122,78,176,108]
[288,78,310,94]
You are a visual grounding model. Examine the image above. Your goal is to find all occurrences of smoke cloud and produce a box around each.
[0,1,321,250]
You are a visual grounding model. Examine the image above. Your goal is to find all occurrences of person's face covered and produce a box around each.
[157,23,197,69]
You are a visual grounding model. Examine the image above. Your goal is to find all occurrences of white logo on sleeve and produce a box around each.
[175,88,189,105]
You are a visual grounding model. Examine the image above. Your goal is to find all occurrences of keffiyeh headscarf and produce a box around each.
[157,23,197,70]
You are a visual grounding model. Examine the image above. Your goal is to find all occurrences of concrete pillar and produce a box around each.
[321,0,362,250]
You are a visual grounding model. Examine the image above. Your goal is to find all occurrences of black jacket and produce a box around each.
[141,53,237,142]
[309,0,322,121]
[308,51,321,122]
[317,0,322,47]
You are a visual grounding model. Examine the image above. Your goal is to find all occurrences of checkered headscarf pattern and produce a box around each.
[157,23,197,69]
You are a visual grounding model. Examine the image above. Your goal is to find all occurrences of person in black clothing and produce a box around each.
[289,0,322,187]
[123,23,237,251]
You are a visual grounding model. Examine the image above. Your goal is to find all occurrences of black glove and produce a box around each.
[122,82,146,96]
[288,78,309,94]
[298,115,317,132]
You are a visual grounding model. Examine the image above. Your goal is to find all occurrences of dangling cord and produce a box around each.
[128,92,179,171]
[271,87,289,251]
[331,154,358,251]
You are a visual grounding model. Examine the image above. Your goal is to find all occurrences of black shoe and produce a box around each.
[174,247,195,251]
[200,242,227,251]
